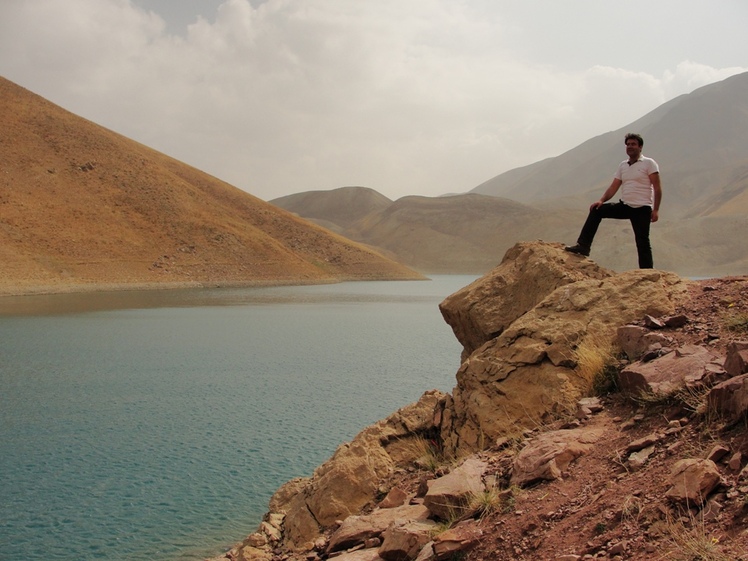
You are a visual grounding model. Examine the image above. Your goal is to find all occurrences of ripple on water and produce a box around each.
[0,277,473,561]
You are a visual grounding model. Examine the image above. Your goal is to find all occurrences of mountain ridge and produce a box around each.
[272,72,748,277]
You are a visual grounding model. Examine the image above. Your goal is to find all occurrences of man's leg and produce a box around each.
[629,206,654,268]
[567,202,628,255]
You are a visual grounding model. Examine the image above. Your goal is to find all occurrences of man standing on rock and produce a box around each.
[565,133,662,268]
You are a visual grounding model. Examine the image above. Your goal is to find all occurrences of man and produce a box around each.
[565,133,662,268]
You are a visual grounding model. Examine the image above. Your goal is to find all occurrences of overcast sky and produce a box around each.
[1,1,746,201]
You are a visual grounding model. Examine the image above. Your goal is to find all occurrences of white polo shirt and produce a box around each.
[615,156,659,208]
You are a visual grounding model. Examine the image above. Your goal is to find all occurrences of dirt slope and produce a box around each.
[0,77,422,295]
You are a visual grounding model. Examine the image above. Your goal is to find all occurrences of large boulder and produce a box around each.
[618,344,722,397]
[422,458,487,520]
[439,246,688,454]
[327,504,431,554]
[708,373,748,423]
[439,242,611,361]
[270,390,444,548]
[511,427,605,487]
[665,459,722,505]
[724,340,748,377]
[378,519,438,561]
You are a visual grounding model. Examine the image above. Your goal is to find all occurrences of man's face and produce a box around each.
[626,139,642,160]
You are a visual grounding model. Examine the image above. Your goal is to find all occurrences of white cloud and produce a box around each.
[1,0,746,200]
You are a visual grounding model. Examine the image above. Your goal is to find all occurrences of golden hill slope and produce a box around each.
[0,77,423,295]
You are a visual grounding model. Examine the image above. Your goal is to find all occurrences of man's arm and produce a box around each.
[590,178,622,211]
[650,172,662,223]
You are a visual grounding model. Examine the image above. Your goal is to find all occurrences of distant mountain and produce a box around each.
[270,187,392,233]
[0,77,422,295]
[472,72,748,220]
[271,73,748,277]
[274,189,580,273]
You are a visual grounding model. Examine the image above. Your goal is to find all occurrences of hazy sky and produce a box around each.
[1,1,746,201]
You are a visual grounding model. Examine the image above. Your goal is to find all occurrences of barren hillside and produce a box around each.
[270,74,748,277]
[0,77,423,295]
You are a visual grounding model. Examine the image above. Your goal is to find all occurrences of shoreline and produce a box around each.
[0,274,430,299]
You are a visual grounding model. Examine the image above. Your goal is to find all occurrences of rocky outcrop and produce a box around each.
[270,389,444,548]
[439,242,612,361]
[439,244,687,454]
[212,243,748,561]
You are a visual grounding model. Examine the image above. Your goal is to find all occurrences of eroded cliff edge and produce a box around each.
[210,241,748,561]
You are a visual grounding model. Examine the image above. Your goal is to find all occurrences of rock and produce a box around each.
[576,397,604,419]
[740,464,748,481]
[728,452,744,472]
[643,314,666,329]
[440,256,686,455]
[511,428,605,487]
[245,532,267,547]
[423,458,487,519]
[702,497,724,522]
[413,542,436,561]
[703,362,730,385]
[240,545,272,560]
[431,519,482,560]
[441,264,686,454]
[626,433,662,453]
[724,340,748,377]
[616,324,671,361]
[664,315,689,328]
[378,519,438,561]
[665,459,722,505]
[330,549,386,561]
[327,505,431,553]
[439,241,612,361]
[707,373,748,423]
[273,391,444,547]
[706,445,731,463]
[618,344,720,397]
[378,487,409,509]
[626,433,661,453]
[629,445,655,471]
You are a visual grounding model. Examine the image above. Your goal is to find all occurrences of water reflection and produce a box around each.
[0,277,478,317]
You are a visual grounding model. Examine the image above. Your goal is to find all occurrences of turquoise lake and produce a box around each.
[0,276,475,561]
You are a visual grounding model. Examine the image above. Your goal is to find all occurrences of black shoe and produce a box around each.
[564,244,590,257]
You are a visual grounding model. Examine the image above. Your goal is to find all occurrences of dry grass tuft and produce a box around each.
[722,308,748,334]
[658,513,733,561]
[574,332,619,395]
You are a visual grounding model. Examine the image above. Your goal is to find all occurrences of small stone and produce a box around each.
[664,315,689,328]
[629,445,655,471]
[667,441,684,455]
[728,452,744,472]
[644,315,666,329]
[626,433,660,453]
[706,445,730,463]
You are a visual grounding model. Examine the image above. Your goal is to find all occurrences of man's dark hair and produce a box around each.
[625,133,644,147]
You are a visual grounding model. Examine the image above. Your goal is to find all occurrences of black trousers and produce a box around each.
[576,201,653,268]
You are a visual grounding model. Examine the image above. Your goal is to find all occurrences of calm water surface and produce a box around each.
[0,276,475,561]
